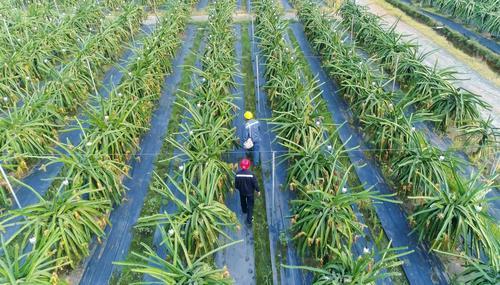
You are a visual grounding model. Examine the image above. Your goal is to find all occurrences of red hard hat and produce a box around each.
[240,159,251,170]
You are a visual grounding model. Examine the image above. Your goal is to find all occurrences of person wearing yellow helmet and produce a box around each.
[242,111,260,166]
[244,111,253,120]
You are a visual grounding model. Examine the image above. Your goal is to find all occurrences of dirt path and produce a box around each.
[357,0,500,127]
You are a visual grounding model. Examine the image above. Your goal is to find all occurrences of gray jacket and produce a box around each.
[244,119,261,143]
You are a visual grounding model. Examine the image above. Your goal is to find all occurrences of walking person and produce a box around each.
[235,158,260,226]
[242,111,261,166]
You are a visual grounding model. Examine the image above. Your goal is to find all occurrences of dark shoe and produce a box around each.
[246,217,254,226]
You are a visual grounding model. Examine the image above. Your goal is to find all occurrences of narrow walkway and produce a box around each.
[215,24,256,285]
[290,22,449,285]
[78,25,198,285]
[250,20,310,285]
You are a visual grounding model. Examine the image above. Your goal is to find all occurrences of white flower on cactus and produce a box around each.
[439,155,445,161]
[25,76,30,81]
[104,115,109,121]
[475,205,483,212]
[29,236,36,245]
[128,72,132,76]
[3,97,8,102]
[411,127,416,132]
[327,145,332,151]
[363,247,370,254]
[178,164,184,171]
[62,179,69,186]
[197,103,202,108]
[86,142,92,147]
[62,48,66,52]
[44,59,49,63]
[118,92,123,97]
[342,187,347,193]
[315,120,321,126]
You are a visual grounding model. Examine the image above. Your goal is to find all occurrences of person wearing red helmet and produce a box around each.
[235,158,261,225]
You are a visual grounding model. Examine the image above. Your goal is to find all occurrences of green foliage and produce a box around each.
[284,242,410,284]
[0,234,68,284]
[290,169,395,260]
[410,172,499,261]
[137,173,238,259]
[0,184,110,267]
[339,0,491,130]
[458,116,499,159]
[116,223,240,284]
[390,131,453,196]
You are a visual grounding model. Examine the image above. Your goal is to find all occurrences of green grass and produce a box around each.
[110,27,205,285]
[242,22,274,285]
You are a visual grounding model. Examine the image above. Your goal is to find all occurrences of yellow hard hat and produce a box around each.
[244,111,254,120]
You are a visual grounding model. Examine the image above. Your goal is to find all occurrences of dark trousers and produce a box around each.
[239,192,254,223]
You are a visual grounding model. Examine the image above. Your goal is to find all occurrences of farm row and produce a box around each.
[0,0,196,283]
[0,0,498,284]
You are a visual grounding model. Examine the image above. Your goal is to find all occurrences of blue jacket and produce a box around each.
[244,119,261,143]
[235,169,260,196]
